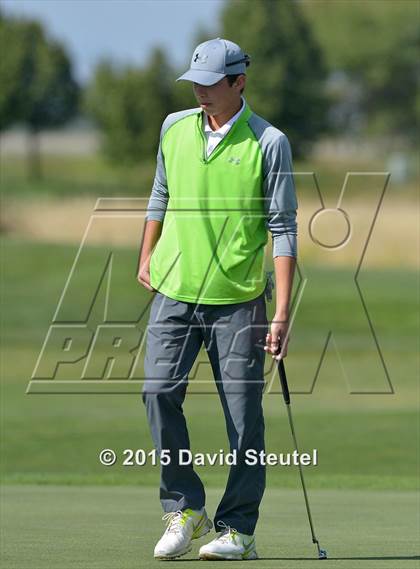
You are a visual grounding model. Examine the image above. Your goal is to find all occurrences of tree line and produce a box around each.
[1,0,418,179]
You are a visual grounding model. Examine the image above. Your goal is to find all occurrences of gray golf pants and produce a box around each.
[142,290,268,535]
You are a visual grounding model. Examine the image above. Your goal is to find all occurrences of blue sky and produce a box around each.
[1,0,225,83]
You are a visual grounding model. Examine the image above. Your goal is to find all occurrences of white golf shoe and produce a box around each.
[153,507,213,560]
[198,521,258,560]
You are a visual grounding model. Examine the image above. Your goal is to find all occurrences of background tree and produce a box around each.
[301,0,419,145]
[0,14,79,179]
[221,0,329,157]
[0,12,24,131]
[85,48,175,165]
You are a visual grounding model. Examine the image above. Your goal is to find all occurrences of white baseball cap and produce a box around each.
[176,38,250,86]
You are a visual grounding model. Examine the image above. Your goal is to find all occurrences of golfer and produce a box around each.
[138,38,297,561]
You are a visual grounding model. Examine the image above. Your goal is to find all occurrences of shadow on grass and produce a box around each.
[173,555,420,561]
[262,556,420,561]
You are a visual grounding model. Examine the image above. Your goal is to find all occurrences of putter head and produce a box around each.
[318,548,328,559]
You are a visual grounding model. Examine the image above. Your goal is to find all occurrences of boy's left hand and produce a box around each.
[264,320,290,360]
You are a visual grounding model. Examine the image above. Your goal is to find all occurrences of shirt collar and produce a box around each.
[203,96,246,135]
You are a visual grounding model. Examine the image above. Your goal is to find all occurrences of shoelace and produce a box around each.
[162,510,186,534]
[216,520,238,544]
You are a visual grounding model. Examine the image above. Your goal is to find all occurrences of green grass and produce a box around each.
[2,486,419,569]
[1,238,419,568]
[1,153,418,199]
[0,154,156,198]
[1,136,419,569]
[1,237,418,491]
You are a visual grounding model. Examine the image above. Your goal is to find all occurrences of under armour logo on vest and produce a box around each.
[194,52,208,64]
[228,157,241,165]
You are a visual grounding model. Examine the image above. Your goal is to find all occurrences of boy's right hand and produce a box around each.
[137,262,156,292]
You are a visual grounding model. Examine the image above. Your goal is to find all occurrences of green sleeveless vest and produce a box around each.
[150,102,268,304]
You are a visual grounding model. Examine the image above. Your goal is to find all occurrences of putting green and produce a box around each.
[1,485,418,569]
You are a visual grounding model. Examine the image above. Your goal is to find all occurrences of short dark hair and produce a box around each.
[226,74,245,94]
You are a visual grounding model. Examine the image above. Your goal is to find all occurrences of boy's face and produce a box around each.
[192,75,246,116]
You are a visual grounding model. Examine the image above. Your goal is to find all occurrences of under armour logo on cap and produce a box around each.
[193,52,208,64]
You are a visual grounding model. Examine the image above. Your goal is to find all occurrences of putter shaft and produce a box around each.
[277,359,327,559]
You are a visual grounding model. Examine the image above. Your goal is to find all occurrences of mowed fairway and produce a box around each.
[2,486,419,569]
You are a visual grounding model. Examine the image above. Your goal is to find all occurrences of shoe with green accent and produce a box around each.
[154,508,212,560]
[198,521,258,561]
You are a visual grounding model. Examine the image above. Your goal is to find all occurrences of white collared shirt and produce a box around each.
[203,96,245,157]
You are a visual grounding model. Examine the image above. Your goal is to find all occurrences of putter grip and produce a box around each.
[278,359,291,405]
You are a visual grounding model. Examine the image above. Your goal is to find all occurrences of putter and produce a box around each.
[277,357,328,560]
